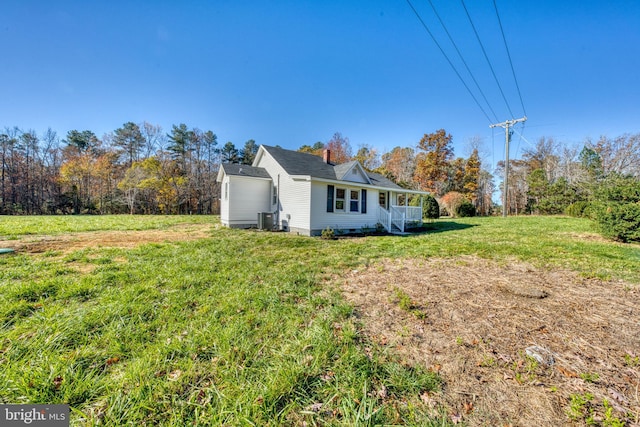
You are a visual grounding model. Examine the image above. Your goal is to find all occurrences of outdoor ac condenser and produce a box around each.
[257,212,273,230]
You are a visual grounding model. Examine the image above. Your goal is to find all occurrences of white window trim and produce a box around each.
[333,187,364,214]
[349,189,359,213]
[335,187,346,212]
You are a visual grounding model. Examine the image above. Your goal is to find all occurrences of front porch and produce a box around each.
[377,205,423,234]
[375,190,427,233]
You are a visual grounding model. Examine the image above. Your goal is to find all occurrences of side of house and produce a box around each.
[218,145,427,235]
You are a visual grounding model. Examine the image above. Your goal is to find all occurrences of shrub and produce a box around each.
[423,195,440,219]
[594,174,640,203]
[564,201,590,217]
[440,191,467,217]
[456,201,476,217]
[595,202,640,242]
[410,194,439,220]
[320,226,335,240]
[583,201,606,221]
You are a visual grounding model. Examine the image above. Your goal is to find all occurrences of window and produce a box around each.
[379,191,386,208]
[272,185,277,205]
[328,186,366,214]
[350,190,359,212]
[225,182,229,200]
[335,188,345,211]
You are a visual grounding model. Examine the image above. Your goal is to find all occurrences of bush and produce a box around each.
[409,195,439,220]
[456,201,476,217]
[423,195,439,219]
[594,174,640,203]
[440,192,467,217]
[583,201,606,221]
[564,201,590,217]
[320,226,335,240]
[595,203,640,242]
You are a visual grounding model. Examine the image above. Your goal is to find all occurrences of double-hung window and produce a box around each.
[327,186,367,214]
[335,188,346,211]
[350,190,359,212]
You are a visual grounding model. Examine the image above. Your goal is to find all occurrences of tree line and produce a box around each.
[305,131,640,220]
[0,122,256,215]
[2,123,639,232]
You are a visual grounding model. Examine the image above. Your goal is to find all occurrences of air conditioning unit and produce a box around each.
[257,212,274,230]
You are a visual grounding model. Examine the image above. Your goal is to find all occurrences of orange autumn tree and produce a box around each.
[413,129,454,196]
[325,132,352,165]
[440,191,467,217]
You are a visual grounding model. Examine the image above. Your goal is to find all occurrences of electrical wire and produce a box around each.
[510,122,532,158]
[493,0,527,117]
[405,0,494,123]
[427,0,500,124]
[460,0,515,118]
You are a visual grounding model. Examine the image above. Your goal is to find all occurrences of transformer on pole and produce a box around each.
[490,116,527,217]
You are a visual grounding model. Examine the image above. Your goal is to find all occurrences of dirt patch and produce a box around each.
[339,256,640,426]
[0,223,213,255]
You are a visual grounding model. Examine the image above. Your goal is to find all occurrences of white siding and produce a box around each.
[310,181,379,234]
[220,175,231,225]
[255,151,311,233]
[342,165,370,184]
[226,176,271,227]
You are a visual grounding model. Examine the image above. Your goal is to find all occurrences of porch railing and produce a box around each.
[377,205,391,232]
[378,205,422,233]
[392,205,422,222]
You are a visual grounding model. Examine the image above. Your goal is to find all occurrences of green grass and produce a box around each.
[0,215,638,425]
[0,214,214,238]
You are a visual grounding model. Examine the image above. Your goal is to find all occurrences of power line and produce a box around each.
[427,0,500,123]
[405,0,494,123]
[493,0,527,117]
[460,0,515,118]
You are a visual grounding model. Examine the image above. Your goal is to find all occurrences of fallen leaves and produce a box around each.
[556,366,579,378]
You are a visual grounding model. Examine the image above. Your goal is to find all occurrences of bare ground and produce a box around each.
[339,256,640,426]
[0,223,213,255]
[4,228,639,425]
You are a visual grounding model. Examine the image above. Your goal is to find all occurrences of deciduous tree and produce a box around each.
[353,145,380,171]
[325,132,352,164]
[414,129,454,196]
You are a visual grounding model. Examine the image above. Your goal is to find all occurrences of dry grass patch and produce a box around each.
[0,223,212,255]
[340,256,640,426]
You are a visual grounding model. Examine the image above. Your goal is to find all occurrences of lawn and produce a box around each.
[0,215,638,426]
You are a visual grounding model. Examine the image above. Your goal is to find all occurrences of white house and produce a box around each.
[216,145,429,236]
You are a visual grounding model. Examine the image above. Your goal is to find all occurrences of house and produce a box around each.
[216,145,429,236]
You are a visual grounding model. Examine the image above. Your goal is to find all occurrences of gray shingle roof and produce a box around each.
[333,161,360,181]
[261,145,404,190]
[261,145,338,179]
[220,163,271,179]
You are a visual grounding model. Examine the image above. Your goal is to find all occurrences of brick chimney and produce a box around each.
[323,149,331,164]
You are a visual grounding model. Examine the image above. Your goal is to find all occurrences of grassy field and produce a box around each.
[0,215,638,426]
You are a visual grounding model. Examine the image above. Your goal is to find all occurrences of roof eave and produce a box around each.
[310,177,429,194]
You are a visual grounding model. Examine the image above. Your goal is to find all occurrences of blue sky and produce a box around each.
[2,1,639,168]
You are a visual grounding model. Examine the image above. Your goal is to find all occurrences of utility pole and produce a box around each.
[490,116,527,217]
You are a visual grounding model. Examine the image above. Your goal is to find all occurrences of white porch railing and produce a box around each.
[391,206,406,232]
[392,205,422,222]
[378,205,391,232]
[378,205,422,233]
